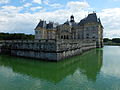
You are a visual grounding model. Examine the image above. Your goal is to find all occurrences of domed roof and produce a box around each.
[64,20,70,25]
[70,15,74,18]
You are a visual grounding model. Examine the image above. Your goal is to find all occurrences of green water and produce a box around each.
[0,46,120,90]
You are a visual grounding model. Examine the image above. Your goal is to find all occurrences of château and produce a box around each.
[35,12,103,48]
[0,12,104,61]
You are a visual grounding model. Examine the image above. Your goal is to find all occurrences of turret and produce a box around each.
[70,15,75,22]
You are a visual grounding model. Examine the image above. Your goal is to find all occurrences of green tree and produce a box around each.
[0,33,34,40]
[103,38,111,42]
[112,38,120,43]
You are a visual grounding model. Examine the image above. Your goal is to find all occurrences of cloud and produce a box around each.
[0,12,36,33]
[67,1,89,9]
[0,0,10,4]
[0,1,120,38]
[0,6,33,33]
[99,8,120,38]
[24,3,32,7]
[104,30,120,38]
[33,0,41,4]
[43,0,49,5]
[30,6,43,11]
[65,1,90,13]
[43,0,63,9]
[0,1,90,34]
[49,3,63,8]
[1,6,23,13]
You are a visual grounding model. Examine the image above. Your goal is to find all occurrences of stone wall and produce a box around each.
[0,39,96,61]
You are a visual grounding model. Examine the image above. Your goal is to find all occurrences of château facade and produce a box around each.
[35,12,103,48]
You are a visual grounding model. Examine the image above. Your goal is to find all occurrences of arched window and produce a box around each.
[66,35,69,39]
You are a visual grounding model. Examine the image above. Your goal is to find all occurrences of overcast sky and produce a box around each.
[0,0,120,38]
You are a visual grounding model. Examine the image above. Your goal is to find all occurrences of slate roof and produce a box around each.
[78,13,101,26]
[46,22,53,29]
[35,20,59,30]
[78,18,86,26]
[86,13,98,23]
[35,13,103,30]
[35,20,46,30]
[47,22,59,29]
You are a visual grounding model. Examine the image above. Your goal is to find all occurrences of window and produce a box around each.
[86,33,89,38]
[92,26,95,30]
[36,31,38,34]
[61,36,63,39]
[86,34,89,36]
[66,35,68,39]
[39,31,41,34]
[86,27,88,30]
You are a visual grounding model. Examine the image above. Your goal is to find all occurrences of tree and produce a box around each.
[0,33,34,40]
[103,38,111,42]
[112,38,120,43]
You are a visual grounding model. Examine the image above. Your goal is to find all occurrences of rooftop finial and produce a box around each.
[93,11,96,13]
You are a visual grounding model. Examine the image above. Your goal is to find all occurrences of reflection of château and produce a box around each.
[0,49,103,83]
[35,12,103,47]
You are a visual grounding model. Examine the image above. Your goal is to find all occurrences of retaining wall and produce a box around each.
[0,39,96,61]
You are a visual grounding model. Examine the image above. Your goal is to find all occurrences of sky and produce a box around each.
[0,0,120,38]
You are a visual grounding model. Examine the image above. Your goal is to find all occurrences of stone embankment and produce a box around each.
[0,39,96,61]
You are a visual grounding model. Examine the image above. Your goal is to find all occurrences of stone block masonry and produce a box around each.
[0,39,96,61]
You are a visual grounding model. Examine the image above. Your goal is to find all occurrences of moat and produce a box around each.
[0,46,120,90]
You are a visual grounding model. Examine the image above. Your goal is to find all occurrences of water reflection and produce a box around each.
[0,49,103,83]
